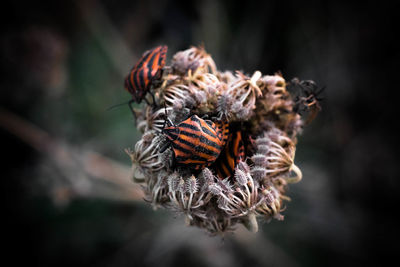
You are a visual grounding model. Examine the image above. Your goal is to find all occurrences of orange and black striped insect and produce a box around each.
[161,115,229,171]
[124,45,167,109]
[213,130,245,179]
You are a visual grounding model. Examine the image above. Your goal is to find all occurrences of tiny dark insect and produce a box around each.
[124,45,168,110]
[290,78,323,124]
[214,130,245,179]
[161,115,229,171]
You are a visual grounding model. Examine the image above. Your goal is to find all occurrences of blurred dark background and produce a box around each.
[1,0,397,266]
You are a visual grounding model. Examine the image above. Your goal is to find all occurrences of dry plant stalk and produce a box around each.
[125,45,320,235]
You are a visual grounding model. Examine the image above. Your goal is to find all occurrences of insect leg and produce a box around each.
[149,91,156,107]
[159,141,170,153]
[143,97,152,106]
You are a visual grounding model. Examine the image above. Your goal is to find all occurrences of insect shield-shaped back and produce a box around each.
[163,115,229,171]
[125,45,168,103]
[213,130,246,179]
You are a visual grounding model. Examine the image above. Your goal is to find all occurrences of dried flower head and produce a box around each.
[125,44,321,234]
[171,45,217,75]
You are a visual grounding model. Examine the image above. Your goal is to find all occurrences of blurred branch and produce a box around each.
[0,107,143,202]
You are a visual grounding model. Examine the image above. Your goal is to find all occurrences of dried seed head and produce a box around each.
[237,161,250,174]
[184,95,197,108]
[287,114,303,136]
[270,186,280,198]
[142,131,155,143]
[172,99,185,110]
[257,144,270,155]
[164,84,189,107]
[152,134,167,147]
[206,83,219,95]
[251,166,267,181]
[186,175,198,194]
[217,70,236,83]
[170,107,190,124]
[193,89,207,104]
[255,136,271,146]
[236,107,252,120]
[218,177,234,193]
[234,169,248,186]
[231,102,243,114]
[158,147,173,169]
[263,189,276,205]
[251,154,268,167]
[262,74,286,94]
[209,184,223,195]
[127,44,318,234]
[178,177,185,194]
[217,91,234,120]
[267,127,285,142]
[174,59,200,75]
[202,168,215,184]
[171,48,201,75]
[157,170,169,186]
[217,195,228,208]
[167,172,181,192]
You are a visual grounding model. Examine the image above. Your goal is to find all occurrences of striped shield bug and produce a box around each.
[124,45,168,109]
[161,115,229,171]
[213,130,245,179]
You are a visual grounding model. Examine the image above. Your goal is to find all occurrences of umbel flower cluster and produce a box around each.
[126,45,320,234]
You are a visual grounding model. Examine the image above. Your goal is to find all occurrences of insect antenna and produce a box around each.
[106,100,138,120]
[106,101,130,111]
